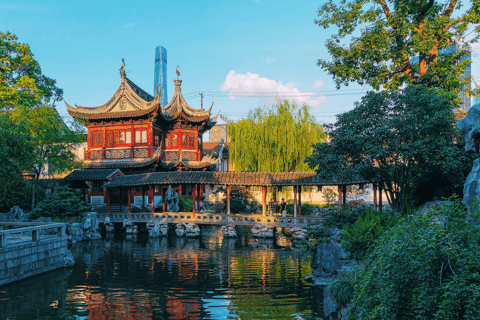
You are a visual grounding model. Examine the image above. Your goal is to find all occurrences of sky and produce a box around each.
[1,0,479,136]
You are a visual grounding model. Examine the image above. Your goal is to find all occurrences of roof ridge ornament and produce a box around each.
[120,58,126,79]
[176,65,180,79]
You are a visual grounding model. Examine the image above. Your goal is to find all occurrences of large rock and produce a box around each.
[104,216,115,233]
[67,223,84,243]
[221,225,237,238]
[311,240,349,274]
[123,219,138,234]
[290,227,307,240]
[251,224,274,238]
[82,212,102,240]
[175,223,185,237]
[0,206,28,222]
[64,250,75,268]
[165,186,179,212]
[146,220,168,237]
[324,285,340,320]
[462,158,480,211]
[184,223,201,238]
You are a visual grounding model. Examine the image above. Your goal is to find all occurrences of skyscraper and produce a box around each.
[154,46,168,106]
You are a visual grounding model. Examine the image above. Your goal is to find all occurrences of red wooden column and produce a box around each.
[142,187,145,213]
[161,186,166,212]
[192,184,196,217]
[298,186,302,216]
[373,184,377,211]
[106,187,111,217]
[128,187,132,218]
[293,186,297,218]
[151,186,155,214]
[119,188,123,214]
[262,186,267,216]
[343,185,347,207]
[226,185,231,215]
[379,185,383,211]
[197,184,201,215]
[338,185,343,208]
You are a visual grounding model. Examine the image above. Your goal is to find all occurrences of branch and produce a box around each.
[377,0,392,20]
[420,0,435,16]
[444,0,457,17]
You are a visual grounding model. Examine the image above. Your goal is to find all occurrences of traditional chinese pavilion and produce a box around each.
[66,62,218,174]
[65,62,218,206]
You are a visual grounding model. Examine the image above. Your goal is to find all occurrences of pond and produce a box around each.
[0,227,322,319]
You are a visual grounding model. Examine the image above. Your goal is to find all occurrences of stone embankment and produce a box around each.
[146,220,168,237]
[306,228,359,320]
[251,224,274,238]
[175,223,201,237]
[221,225,237,237]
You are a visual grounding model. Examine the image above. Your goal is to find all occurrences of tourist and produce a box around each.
[269,198,276,216]
[281,198,287,217]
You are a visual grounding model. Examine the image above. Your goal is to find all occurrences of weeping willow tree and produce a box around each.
[228,101,326,172]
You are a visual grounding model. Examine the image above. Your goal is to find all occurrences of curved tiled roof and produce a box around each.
[64,169,124,181]
[65,75,160,121]
[104,171,368,188]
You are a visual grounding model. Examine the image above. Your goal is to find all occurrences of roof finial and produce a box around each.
[176,65,180,78]
[474,78,480,90]
[120,58,126,78]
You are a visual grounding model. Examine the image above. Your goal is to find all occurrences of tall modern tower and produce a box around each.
[154,46,168,106]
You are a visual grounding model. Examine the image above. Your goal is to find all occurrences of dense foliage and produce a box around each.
[327,272,356,307]
[213,186,253,213]
[316,0,479,96]
[350,200,480,319]
[33,186,88,217]
[304,208,364,250]
[341,209,398,259]
[228,101,326,172]
[306,86,473,212]
[0,31,63,110]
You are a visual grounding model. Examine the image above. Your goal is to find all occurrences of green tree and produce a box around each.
[305,86,472,212]
[0,113,32,211]
[316,0,480,94]
[350,200,480,319]
[35,186,88,217]
[10,104,84,211]
[228,101,326,172]
[0,31,63,110]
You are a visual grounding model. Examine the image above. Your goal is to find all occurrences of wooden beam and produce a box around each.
[142,186,145,213]
[293,186,297,218]
[151,185,155,215]
[226,185,231,215]
[373,184,377,211]
[262,186,267,216]
[192,184,196,217]
[128,187,132,218]
[298,186,302,216]
[161,186,166,213]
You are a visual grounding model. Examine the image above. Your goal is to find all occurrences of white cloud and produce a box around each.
[221,71,325,108]
[266,57,276,63]
[314,80,325,88]
[124,22,135,28]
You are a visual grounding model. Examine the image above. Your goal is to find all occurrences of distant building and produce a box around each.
[154,46,168,106]
[209,124,228,143]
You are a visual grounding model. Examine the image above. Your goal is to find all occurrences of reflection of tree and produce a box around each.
[62,232,314,319]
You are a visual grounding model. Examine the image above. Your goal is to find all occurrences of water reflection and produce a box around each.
[1,227,319,319]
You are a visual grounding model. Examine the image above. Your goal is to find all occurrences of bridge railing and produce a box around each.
[0,222,66,249]
[97,212,324,226]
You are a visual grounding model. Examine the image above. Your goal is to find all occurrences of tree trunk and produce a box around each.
[31,174,39,212]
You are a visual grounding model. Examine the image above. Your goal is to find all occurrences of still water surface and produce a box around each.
[0,227,320,319]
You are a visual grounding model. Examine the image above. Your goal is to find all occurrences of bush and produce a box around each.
[350,199,480,319]
[213,186,253,213]
[304,207,364,251]
[178,196,192,212]
[35,186,88,217]
[327,271,356,307]
[341,209,398,259]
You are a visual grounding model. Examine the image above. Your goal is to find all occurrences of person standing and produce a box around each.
[269,198,276,216]
[280,198,287,217]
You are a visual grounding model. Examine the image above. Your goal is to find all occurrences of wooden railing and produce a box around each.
[0,223,66,248]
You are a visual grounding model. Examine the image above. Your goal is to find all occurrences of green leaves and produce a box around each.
[316,0,479,94]
[306,86,473,212]
[228,100,327,172]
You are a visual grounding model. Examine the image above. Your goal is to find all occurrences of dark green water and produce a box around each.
[0,227,321,319]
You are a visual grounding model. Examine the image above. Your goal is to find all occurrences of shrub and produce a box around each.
[304,207,364,251]
[341,209,398,259]
[327,271,356,307]
[178,196,192,212]
[350,199,480,319]
[213,186,253,213]
[35,186,88,217]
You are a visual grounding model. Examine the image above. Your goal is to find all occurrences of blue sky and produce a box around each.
[1,0,479,132]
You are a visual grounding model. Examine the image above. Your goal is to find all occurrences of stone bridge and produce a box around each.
[97,212,323,228]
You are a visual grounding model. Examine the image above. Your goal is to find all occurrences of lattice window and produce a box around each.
[106,132,113,146]
[189,136,195,147]
[114,132,119,144]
